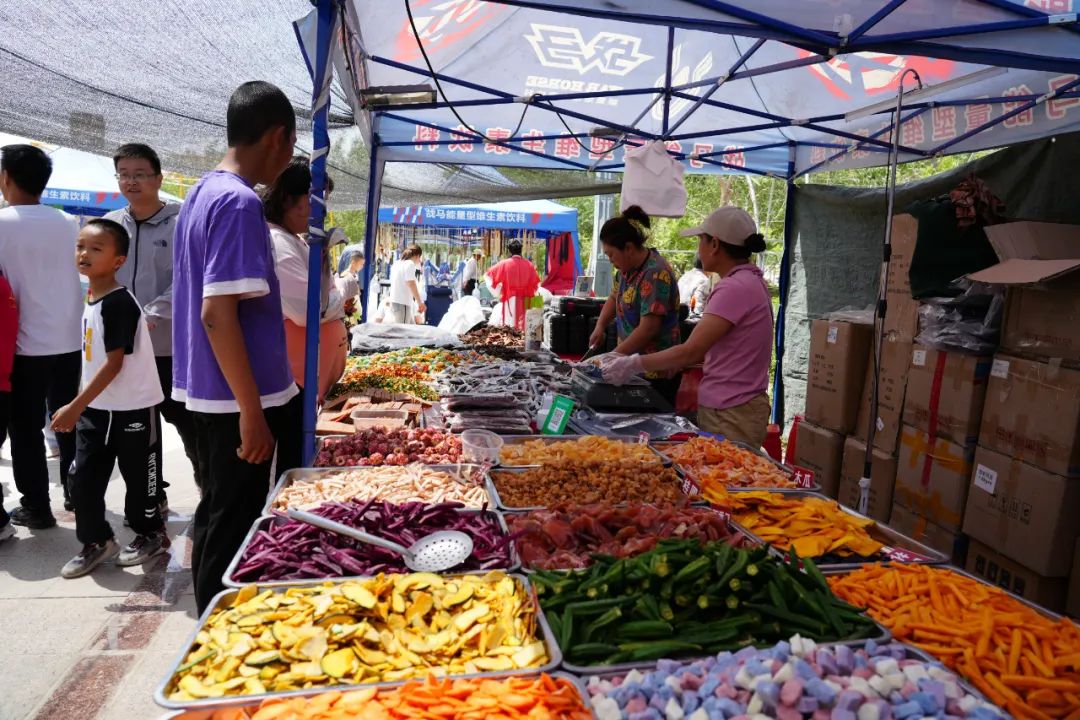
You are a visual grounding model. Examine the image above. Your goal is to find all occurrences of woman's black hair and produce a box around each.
[693,257,703,271]
[717,232,766,260]
[507,238,524,255]
[261,156,335,226]
[599,205,650,250]
[401,244,423,261]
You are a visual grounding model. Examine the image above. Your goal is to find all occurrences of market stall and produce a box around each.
[152,2,1080,718]
[375,199,582,299]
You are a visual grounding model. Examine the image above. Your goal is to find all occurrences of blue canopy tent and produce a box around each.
[378,198,582,277]
[292,0,1080,462]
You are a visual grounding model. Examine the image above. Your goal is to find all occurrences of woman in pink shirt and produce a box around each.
[600,207,774,447]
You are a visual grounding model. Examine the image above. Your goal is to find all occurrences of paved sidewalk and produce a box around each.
[0,425,200,720]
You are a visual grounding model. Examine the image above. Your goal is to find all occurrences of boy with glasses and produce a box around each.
[105,144,200,508]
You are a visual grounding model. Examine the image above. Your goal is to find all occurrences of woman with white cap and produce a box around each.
[600,206,773,447]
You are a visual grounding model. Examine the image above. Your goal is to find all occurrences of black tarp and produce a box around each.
[781,132,1080,426]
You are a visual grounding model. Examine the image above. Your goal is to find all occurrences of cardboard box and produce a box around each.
[888,502,967,564]
[793,420,845,498]
[1068,537,1080,620]
[839,436,897,523]
[963,445,1080,576]
[882,214,920,342]
[969,220,1080,363]
[903,346,991,446]
[965,540,1068,614]
[979,355,1080,477]
[894,424,973,532]
[805,319,873,434]
[854,337,913,455]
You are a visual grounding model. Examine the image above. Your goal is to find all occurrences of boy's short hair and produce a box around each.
[113,143,161,175]
[86,218,130,257]
[1,144,53,196]
[227,81,296,147]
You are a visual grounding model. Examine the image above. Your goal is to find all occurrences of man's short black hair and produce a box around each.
[507,239,524,255]
[1,144,52,196]
[113,143,161,175]
[227,81,297,147]
[86,218,130,256]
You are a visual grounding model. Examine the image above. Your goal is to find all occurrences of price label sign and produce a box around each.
[881,546,932,563]
[792,466,816,489]
[680,473,701,497]
[637,431,650,445]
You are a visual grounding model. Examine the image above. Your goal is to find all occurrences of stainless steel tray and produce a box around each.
[729,490,949,569]
[486,464,692,512]
[155,573,562,711]
[651,439,821,494]
[223,509,520,589]
[497,434,670,468]
[263,463,491,515]
[159,670,590,719]
[501,506,760,573]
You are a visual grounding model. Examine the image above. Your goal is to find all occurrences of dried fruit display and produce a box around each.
[490,460,684,508]
[165,572,547,701]
[710,489,885,559]
[500,436,662,466]
[508,502,748,570]
[461,325,524,348]
[315,428,462,467]
[665,437,796,489]
[271,465,488,511]
[231,501,515,583]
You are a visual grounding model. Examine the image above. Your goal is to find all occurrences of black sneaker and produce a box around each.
[116,531,171,566]
[61,538,120,578]
[10,506,57,529]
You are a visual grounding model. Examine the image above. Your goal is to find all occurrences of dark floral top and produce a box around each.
[611,248,681,378]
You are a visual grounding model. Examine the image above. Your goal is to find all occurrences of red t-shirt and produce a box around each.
[0,273,17,392]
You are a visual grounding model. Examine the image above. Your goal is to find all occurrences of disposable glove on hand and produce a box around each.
[599,352,645,385]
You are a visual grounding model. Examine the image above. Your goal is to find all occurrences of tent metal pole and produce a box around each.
[844,0,910,43]
[301,0,336,466]
[771,143,797,426]
[666,38,765,137]
[859,68,922,516]
[861,16,1078,44]
[795,106,930,178]
[662,26,675,137]
[360,131,383,325]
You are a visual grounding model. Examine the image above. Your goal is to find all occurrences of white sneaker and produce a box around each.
[61,538,120,578]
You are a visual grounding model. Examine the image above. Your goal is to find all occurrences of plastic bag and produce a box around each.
[914,280,1003,354]
[349,323,462,353]
[620,141,687,217]
[437,295,486,336]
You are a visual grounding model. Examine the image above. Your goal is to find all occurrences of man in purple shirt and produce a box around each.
[173,81,301,611]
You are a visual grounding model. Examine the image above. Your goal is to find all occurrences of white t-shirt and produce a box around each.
[463,257,478,282]
[0,204,83,355]
[389,258,418,305]
[269,225,345,325]
[81,287,164,411]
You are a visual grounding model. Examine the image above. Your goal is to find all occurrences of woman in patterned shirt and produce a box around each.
[589,205,682,406]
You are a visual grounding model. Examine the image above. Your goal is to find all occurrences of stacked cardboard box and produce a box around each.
[804,318,873,435]
[887,346,991,562]
[792,420,844,498]
[959,221,1080,608]
[834,217,921,524]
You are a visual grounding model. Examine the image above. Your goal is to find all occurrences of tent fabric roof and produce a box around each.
[340,0,1080,179]
[379,198,578,232]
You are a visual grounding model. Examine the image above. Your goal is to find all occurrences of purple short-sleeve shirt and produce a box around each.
[699,264,774,411]
[171,170,298,412]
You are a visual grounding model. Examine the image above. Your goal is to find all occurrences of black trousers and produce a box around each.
[463,279,477,296]
[9,352,79,513]
[0,391,9,526]
[191,393,302,613]
[70,406,164,545]
[154,356,201,491]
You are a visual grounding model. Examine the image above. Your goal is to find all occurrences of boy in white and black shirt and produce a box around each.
[50,219,168,578]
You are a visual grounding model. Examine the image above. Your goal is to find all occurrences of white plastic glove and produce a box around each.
[599,352,645,385]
